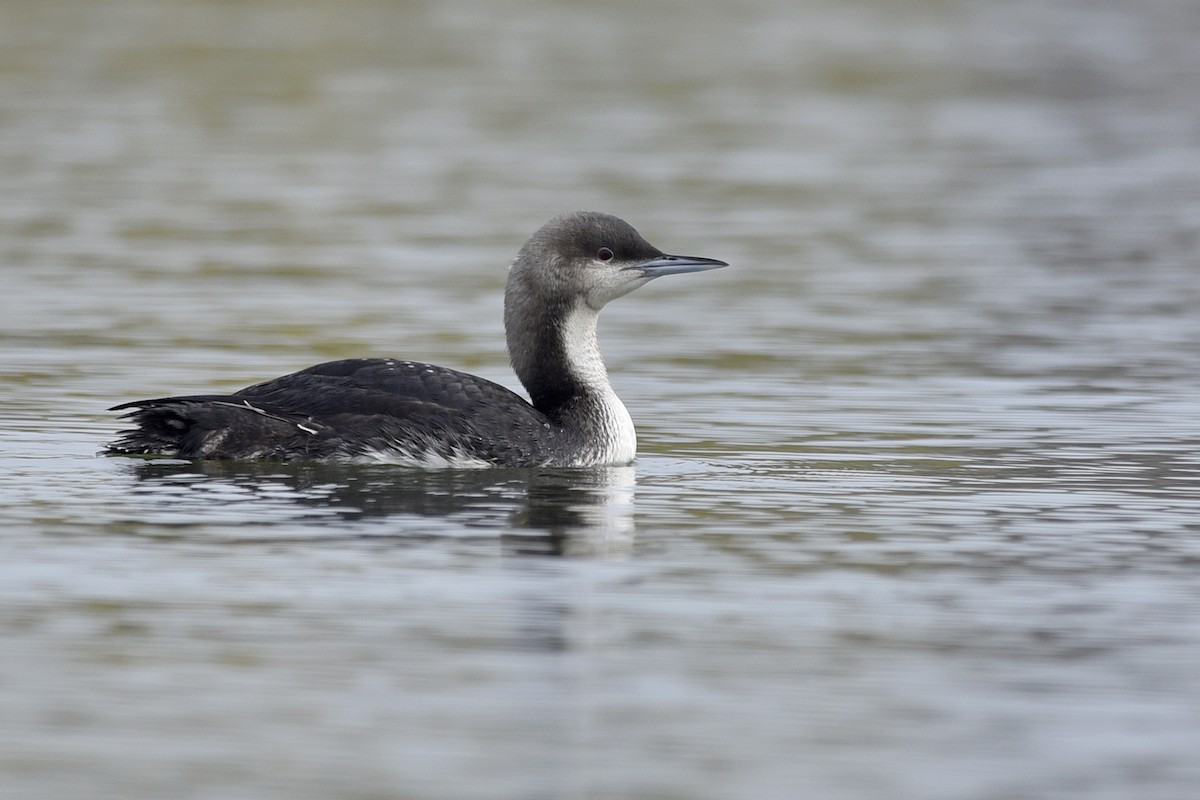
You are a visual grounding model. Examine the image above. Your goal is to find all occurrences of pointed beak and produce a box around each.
[630,253,729,278]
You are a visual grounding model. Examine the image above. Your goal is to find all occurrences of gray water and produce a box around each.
[3,0,1200,798]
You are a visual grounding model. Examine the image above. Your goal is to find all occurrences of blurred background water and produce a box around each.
[2,0,1200,798]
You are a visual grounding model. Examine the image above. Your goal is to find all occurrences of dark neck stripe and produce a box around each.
[526,320,589,416]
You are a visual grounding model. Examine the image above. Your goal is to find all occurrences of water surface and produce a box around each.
[3,1,1200,798]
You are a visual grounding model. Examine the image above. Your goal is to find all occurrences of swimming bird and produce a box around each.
[107,211,728,467]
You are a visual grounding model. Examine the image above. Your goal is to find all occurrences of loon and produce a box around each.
[106,212,728,468]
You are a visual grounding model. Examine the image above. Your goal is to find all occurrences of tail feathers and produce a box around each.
[107,396,325,459]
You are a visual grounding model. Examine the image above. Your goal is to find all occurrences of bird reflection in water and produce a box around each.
[119,459,636,556]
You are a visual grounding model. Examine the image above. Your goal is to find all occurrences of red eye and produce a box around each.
[596,247,614,262]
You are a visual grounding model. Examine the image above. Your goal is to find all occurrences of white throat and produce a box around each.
[560,302,637,465]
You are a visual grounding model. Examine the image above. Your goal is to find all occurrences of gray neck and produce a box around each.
[504,284,636,464]
[505,286,607,414]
